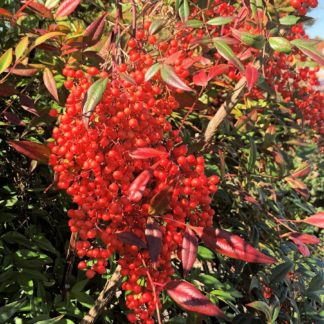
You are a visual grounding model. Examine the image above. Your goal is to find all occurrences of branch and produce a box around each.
[80,265,122,324]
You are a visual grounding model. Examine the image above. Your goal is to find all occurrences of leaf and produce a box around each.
[288,233,320,245]
[231,29,265,49]
[15,36,29,61]
[208,64,229,79]
[269,37,292,53]
[197,246,214,260]
[27,1,53,19]
[82,77,108,127]
[8,140,50,164]
[290,236,310,257]
[144,63,160,82]
[291,39,324,66]
[129,147,168,160]
[192,227,276,264]
[148,185,173,215]
[0,48,13,74]
[245,64,259,91]
[307,271,324,292]
[207,16,234,26]
[213,38,244,71]
[128,169,152,202]
[302,212,324,228]
[84,13,108,44]
[11,66,38,76]
[145,219,162,267]
[166,280,227,319]
[0,299,27,324]
[269,261,294,283]
[246,301,272,321]
[192,70,208,87]
[45,0,60,9]
[43,68,59,102]
[0,7,13,18]
[291,161,311,178]
[247,136,257,172]
[185,19,203,28]
[34,32,65,47]
[182,228,198,276]
[149,20,165,35]
[279,15,300,25]
[56,0,80,17]
[178,0,189,22]
[116,232,146,249]
[160,64,192,91]
[34,314,65,324]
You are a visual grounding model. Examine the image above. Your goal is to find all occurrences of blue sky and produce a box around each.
[305,4,324,39]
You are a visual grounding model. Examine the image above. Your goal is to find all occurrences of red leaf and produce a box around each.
[56,0,80,18]
[208,64,229,80]
[181,228,198,276]
[0,84,18,96]
[148,185,173,215]
[192,70,208,87]
[289,233,320,245]
[116,232,146,249]
[27,1,53,19]
[0,7,13,18]
[166,280,227,319]
[290,236,310,257]
[11,67,38,76]
[302,212,324,229]
[145,219,162,267]
[193,227,276,264]
[8,140,50,164]
[245,63,259,91]
[291,162,311,178]
[84,13,108,44]
[43,68,59,102]
[128,169,152,202]
[160,64,193,92]
[129,148,168,160]
[3,112,25,126]
[19,93,39,115]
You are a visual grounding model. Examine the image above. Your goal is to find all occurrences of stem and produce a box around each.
[130,0,137,37]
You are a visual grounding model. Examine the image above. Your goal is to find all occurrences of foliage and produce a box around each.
[0,0,323,323]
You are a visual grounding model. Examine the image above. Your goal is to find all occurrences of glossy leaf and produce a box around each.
[192,70,208,87]
[185,19,203,28]
[8,140,51,164]
[43,68,59,102]
[193,227,276,264]
[11,67,38,76]
[178,0,189,22]
[279,15,300,25]
[290,236,310,257]
[269,37,292,54]
[45,0,60,9]
[302,212,324,229]
[213,38,244,71]
[208,64,229,79]
[34,32,65,47]
[148,185,173,215]
[207,16,234,26]
[144,63,160,82]
[84,13,108,44]
[289,233,320,245]
[15,36,29,61]
[182,228,198,276]
[291,39,324,66]
[128,169,152,202]
[246,301,271,321]
[166,280,227,318]
[129,147,168,160]
[27,1,53,19]
[245,64,259,91]
[0,7,13,18]
[0,48,13,74]
[116,232,146,249]
[291,161,311,178]
[145,219,162,266]
[160,64,192,91]
[56,0,80,17]
[231,29,265,49]
[82,77,108,127]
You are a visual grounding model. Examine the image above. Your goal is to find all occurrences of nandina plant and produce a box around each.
[0,0,323,323]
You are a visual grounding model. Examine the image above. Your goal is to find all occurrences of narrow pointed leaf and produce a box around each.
[269,261,294,283]
[302,212,324,228]
[149,20,165,35]
[246,301,272,320]
[27,2,53,19]
[290,237,310,256]
[231,29,265,49]
[213,39,244,71]
[129,147,168,160]
[182,228,198,276]
[84,13,108,43]
[178,0,189,22]
[148,185,173,215]
[8,140,50,164]
[291,39,324,66]
[45,0,60,9]
[128,169,152,202]
[289,233,320,245]
[207,16,234,26]
[56,0,80,18]
[193,227,276,264]
[166,280,227,319]
[144,63,160,82]
[34,32,65,47]
[11,66,38,76]
[15,37,29,61]
[291,161,311,178]
[0,48,13,74]
[43,68,59,102]
[117,232,146,249]
[269,37,292,53]
[185,19,203,28]
[0,8,13,18]
[160,64,192,91]
[82,77,108,127]
[208,64,229,80]
[245,64,259,91]
[145,219,162,266]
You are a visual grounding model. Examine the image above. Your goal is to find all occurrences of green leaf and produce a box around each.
[207,16,234,26]
[246,301,272,321]
[15,37,29,61]
[291,39,324,66]
[199,274,222,287]
[279,15,300,25]
[247,137,257,172]
[179,0,189,22]
[2,231,30,247]
[145,63,160,82]
[269,37,292,53]
[185,19,204,28]
[0,48,13,74]
[160,64,192,92]
[0,299,27,324]
[307,271,324,292]
[33,235,57,254]
[149,20,165,35]
[270,261,294,283]
[197,246,214,260]
[82,77,108,127]
[213,38,244,71]
[34,315,65,324]
[231,29,265,49]
[33,32,65,47]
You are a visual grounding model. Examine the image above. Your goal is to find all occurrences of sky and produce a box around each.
[305,4,324,39]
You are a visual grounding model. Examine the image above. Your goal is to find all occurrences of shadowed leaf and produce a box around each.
[145,219,162,266]
[160,64,192,92]
[117,232,147,249]
[182,228,198,276]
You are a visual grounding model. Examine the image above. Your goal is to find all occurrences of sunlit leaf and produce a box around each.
[34,32,65,47]
[43,68,59,102]
[0,48,13,74]
[144,63,160,82]
[179,0,189,22]
[269,37,292,53]
[245,63,259,91]
[128,169,152,202]
[160,64,192,91]
[56,0,80,18]
[302,212,324,229]
[129,147,168,160]
[207,16,234,26]
[15,36,29,61]
[291,39,324,66]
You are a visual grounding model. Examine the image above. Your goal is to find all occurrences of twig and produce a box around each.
[80,265,122,324]
[130,0,137,37]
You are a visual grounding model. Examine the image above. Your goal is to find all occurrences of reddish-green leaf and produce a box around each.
[160,64,192,91]
[43,68,59,102]
[145,63,160,82]
[182,228,198,276]
[128,169,152,202]
[84,13,108,44]
[0,48,13,74]
[166,280,227,319]
[291,161,311,178]
[302,212,324,229]
[291,39,324,66]
[27,1,53,19]
[11,67,38,76]
[149,20,165,35]
[82,77,108,127]
[56,0,80,17]
[213,38,244,72]
[193,227,276,264]
[245,63,259,91]
[291,237,310,257]
[148,185,173,215]
[116,232,146,249]
[269,37,292,53]
[129,148,168,160]
[145,219,162,266]
[15,36,29,60]
[34,32,65,47]
[8,140,50,164]
[246,301,272,321]
[0,7,13,18]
